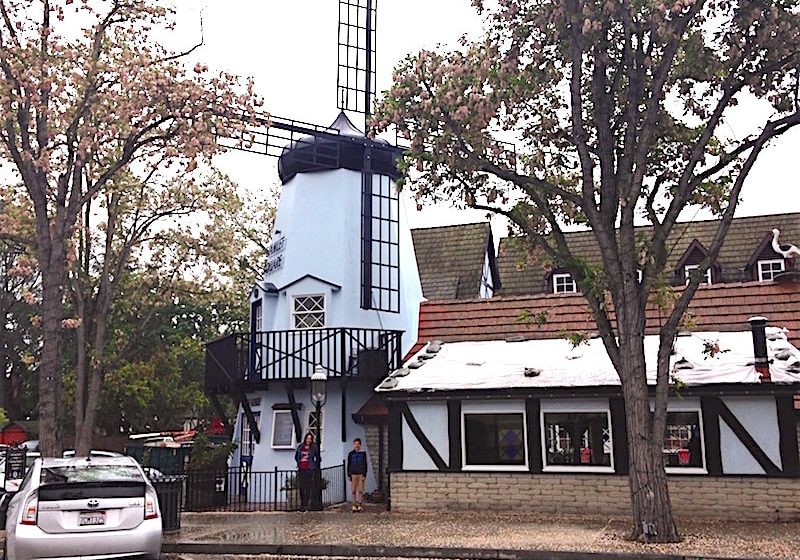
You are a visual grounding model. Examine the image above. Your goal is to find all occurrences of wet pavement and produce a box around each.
[168,505,800,559]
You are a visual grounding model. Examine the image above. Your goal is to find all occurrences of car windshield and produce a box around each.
[41,465,144,485]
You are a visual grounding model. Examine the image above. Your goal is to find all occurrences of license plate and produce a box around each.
[79,511,106,526]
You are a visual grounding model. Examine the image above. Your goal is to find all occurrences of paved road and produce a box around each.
[163,556,457,560]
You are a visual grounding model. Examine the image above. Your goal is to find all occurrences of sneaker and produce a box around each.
[357,505,363,512]
[351,505,358,513]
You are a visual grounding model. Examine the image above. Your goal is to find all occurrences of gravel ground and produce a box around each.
[170,510,800,560]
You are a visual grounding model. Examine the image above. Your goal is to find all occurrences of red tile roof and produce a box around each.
[417,280,800,347]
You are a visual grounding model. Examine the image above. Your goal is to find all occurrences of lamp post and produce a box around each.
[309,366,327,510]
[310,365,328,445]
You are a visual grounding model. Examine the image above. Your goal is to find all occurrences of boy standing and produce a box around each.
[347,438,367,512]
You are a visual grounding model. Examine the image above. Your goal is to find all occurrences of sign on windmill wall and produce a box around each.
[265,234,286,276]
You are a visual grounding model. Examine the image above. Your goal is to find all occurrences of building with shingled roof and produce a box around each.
[497,212,800,296]
[411,222,500,300]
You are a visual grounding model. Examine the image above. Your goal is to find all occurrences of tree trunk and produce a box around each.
[619,340,679,542]
[38,260,65,457]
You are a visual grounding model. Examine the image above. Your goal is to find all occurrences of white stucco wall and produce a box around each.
[720,395,781,474]
[236,384,380,494]
[401,401,449,471]
[253,168,423,356]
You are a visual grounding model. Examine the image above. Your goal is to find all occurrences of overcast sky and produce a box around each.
[167,1,800,240]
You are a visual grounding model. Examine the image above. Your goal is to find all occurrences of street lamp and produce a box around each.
[309,365,327,511]
[310,365,328,446]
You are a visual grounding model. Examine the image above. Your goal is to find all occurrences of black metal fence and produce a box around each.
[182,463,347,512]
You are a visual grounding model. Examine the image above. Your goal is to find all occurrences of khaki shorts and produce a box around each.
[350,474,365,496]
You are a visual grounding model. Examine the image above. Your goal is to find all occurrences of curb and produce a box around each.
[162,541,757,560]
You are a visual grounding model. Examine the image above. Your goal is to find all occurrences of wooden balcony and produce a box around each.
[204,327,404,395]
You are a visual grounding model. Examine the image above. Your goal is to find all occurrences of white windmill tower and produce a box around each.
[204,0,423,498]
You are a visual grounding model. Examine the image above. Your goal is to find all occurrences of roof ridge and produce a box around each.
[411,221,490,232]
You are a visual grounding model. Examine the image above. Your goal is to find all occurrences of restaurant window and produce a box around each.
[542,412,613,470]
[661,411,704,471]
[462,412,527,468]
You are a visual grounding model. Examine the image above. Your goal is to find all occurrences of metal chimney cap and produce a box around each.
[748,316,769,323]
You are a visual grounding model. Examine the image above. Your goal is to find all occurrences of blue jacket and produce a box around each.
[295,442,321,470]
[347,450,367,476]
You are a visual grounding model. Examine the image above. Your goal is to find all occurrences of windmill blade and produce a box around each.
[337,0,377,129]
[215,110,341,158]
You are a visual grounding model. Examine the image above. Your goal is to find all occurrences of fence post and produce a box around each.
[273,466,278,512]
[342,460,347,504]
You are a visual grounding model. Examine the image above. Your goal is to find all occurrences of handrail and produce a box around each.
[205,327,403,388]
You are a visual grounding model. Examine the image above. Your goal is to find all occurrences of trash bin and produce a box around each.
[151,475,184,533]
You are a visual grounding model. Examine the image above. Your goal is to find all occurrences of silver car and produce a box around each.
[4,456,162,560]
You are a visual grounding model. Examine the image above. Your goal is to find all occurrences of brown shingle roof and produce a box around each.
[412,222,494,300]
[497,212,800,296]
[417,280,800,347]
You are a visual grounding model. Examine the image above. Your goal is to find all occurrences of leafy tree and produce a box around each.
[375,0,800,542]
[0,0,256,456]
[0,190,39,420]
[68,170,250,454]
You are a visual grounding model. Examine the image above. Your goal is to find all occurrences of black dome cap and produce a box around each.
[278,112,403,185]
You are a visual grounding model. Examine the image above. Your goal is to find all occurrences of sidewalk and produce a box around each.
[164,505,800,560]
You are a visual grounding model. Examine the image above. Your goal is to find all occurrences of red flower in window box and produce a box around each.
[580,447,592,464]
[678,448,691,466]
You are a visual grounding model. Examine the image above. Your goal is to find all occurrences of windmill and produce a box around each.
[205,0,415,448]
[218,0,399,314]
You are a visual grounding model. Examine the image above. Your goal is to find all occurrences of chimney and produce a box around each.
[748,316,770,382]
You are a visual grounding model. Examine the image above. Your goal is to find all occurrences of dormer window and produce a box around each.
[292,295,325,329]
[552,272,577,294]
[684,265,712,285]
[757,259,785,282]
[674,239,717,285]
[745,231,790,282]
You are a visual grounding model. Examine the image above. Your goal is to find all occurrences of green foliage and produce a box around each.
[189,433,236,471]
[564,332,591,349]
[517,309,549,327]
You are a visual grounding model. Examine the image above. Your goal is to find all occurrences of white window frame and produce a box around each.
[651,401,707,475]
[291,294,326,330]
[757,259,785,282]
[552,273,577,294]
[240,411,261,457]
[270,410,296,450]
[540,400,614,473]
[461,401,528,472]
[684,264,712,285]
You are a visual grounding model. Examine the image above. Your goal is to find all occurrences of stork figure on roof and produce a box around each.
[771,229,800,264]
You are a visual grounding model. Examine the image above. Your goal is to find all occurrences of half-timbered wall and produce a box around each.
[389,393,800,519]
[390,395,798,477]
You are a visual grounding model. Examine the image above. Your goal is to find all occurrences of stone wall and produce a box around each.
[390,472,800,522]
[364,424,387,492]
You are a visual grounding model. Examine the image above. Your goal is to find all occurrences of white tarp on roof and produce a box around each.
[378,328,800,393]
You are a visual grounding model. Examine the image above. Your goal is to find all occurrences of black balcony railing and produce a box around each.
[205,327,403,393]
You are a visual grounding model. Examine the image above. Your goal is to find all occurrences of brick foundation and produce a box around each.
[390,472,800,521]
